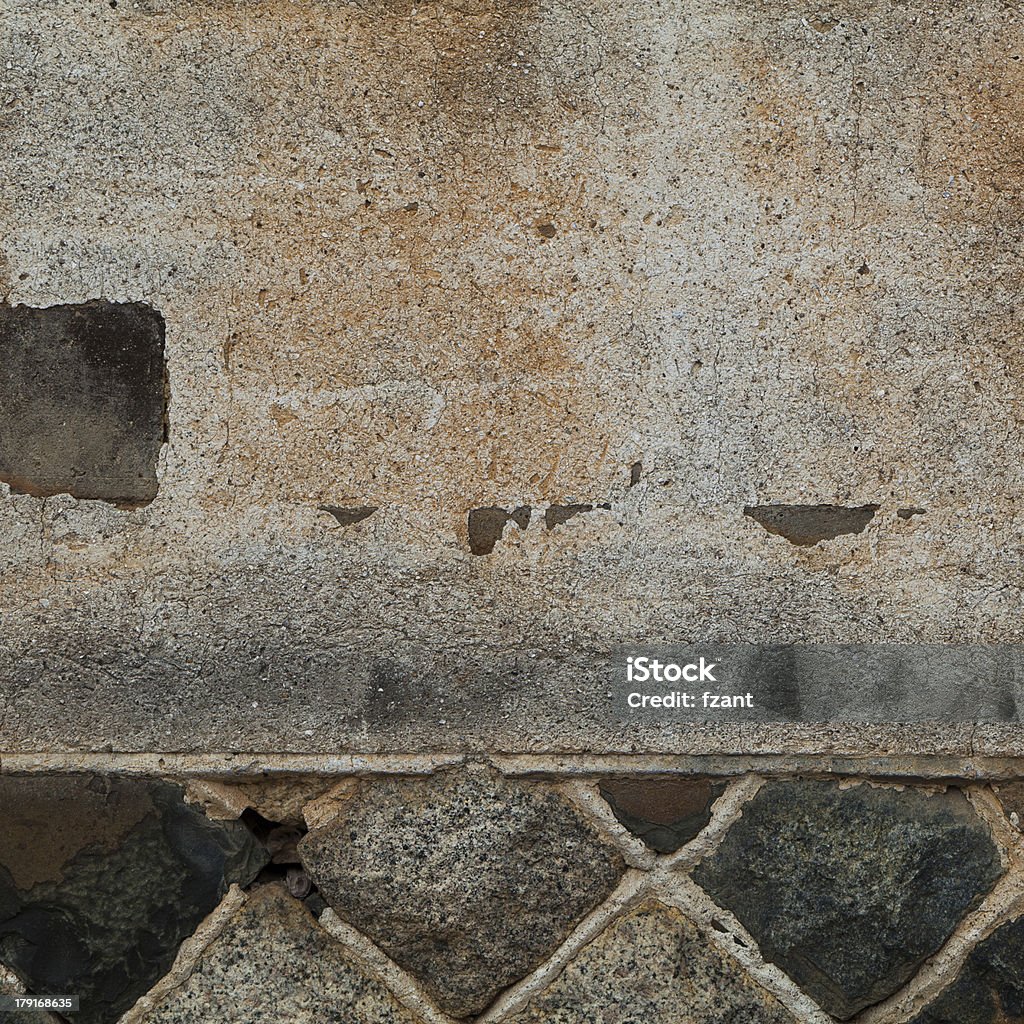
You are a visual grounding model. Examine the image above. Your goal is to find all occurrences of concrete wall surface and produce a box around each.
[2,0,1024,754]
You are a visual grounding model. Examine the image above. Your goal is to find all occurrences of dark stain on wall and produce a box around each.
[744,503,879,546]
[0,300,167,506]
[467,505,531,554]
[320,505,377,527]
[544,502,610,530]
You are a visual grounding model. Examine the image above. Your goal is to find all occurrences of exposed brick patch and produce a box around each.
[320,505,377,527]
[467,505,531,554]
[599,778,727,853]
[0,300,166,506]
[544,502,611,530]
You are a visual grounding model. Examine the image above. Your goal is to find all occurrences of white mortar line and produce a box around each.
[4,751,1024,779]
[0,752,465,777]
[557,780,656,869]
[474,869,649,1024]
[654,872,833,1023]
[118,885,248,1024]
[659,774,765,872]
[318,910,461,1024]
[489,753,1024,780]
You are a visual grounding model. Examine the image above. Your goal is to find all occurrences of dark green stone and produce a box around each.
[693,780,1003,1020]
[910,916,1024,1024]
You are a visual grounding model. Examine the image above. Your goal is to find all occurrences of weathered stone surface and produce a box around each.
[3,0,1024,755]
[0,300,165,505]
[692,781,1003,1019]
[0,964,62,1024]
[599,778,726,853]
[909,914,1024,1024]
[298,768,625,1017]
[505,901,796,1024]
[136,884,422,1024]
[0,775,268,1024]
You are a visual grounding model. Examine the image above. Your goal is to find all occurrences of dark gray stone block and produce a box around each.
[692,780,1003,1019]
[0,775,267,1024]
[909,915,1024,1024]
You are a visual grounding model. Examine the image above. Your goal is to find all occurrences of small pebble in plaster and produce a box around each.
[629,461,642,486]
[744,503,879,546]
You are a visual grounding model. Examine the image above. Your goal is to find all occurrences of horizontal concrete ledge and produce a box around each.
[4,751,1024,782]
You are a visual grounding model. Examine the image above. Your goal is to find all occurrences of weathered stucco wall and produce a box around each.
[2,0,1024,754]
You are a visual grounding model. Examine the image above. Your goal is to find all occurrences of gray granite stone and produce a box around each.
[693,781,1003,1019]
[506,901,796,1024]
[0,775,267,1024]
[298,767,625,1017]
[598,778,727,853]
[909,914,1024,1024]
[138,884,423,1024]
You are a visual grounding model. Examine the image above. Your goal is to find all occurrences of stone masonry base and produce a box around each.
[2,758,1024,1024]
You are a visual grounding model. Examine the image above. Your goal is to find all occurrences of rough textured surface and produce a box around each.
[692,780,1004,1019]
[298,768,625,1017]
[0,776,267,1024]
[505,901,796,1024]
[0,300,165,505]
[2,0,1024,753]
[598,778,726,853]
[909,915,1024,1024]
[994,782,1024,830]
[137,884,423,1024]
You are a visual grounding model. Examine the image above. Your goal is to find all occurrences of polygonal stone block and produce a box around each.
[505,901,796,1024]
[693,780,1003,1019]
[909,913,1024,1024]
[298,768,625,1016]
[134,885,424,1024]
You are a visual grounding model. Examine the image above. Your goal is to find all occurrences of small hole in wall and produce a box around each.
[240,809,325,916]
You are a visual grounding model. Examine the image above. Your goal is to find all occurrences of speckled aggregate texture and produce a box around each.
[298,767,625,1016]
[1,0,1024,754]
[504,901,797,1024]
[693,780,1005,1019]
[135,884,424,1024]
